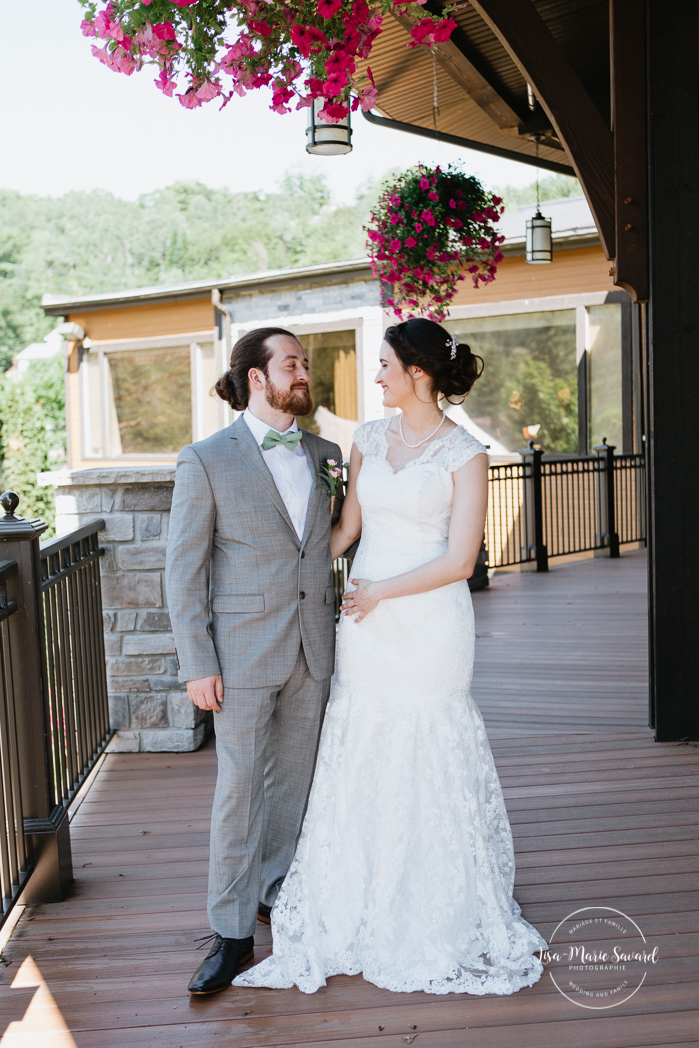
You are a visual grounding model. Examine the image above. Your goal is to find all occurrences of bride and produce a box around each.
[234,317,547,996]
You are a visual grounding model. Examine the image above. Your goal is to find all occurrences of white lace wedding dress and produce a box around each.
[234,417,547,996]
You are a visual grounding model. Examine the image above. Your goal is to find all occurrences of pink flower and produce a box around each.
[419,176,430,189]
[271,82,294,113]
[153,21,177,40]
[426,248,436,260]
[290,24,328,57]
[318,0,342,17]
[249,19,273,37]
[170,0,198,6]
[414,222,422,232]
[389,213,400,225]
[428,190,439,201]
[155,71,177,96]
[178,88,203,108]
[359,85,378,110]
[389,194,401,206]
[322,70,348,95]
[432,17,457,43]
[405,237,417,247]
[113,48,137,74]
[318,101,350,122]
[327,458,337,466]
[325,50,355,74]
[389,239,401,252]
[196,79,221,101]
[81,19,97,37]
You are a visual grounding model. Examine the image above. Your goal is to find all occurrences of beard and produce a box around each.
[264,378,313,417]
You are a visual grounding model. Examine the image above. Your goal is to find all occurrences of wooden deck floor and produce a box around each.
[2,549,699,1048]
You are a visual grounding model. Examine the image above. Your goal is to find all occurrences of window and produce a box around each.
[107,347,191,455]
[81,338,217,459]
[296,329,358,432]
[445,311,578,454]
[587,303,622,450]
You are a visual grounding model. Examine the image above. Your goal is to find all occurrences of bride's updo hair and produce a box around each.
[384,317,484,402]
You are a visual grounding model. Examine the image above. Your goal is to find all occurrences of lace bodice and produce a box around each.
[350,417,487,580]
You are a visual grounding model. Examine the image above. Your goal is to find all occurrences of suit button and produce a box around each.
[299,591,306,599]
[301,551,305,559]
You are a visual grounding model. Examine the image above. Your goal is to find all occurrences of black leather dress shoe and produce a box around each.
[257,903,271,924]
[188,934,254,994]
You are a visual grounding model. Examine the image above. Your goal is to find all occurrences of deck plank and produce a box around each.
[2,549,698,1047]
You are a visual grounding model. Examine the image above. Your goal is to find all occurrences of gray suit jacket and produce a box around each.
[165,416,344,688]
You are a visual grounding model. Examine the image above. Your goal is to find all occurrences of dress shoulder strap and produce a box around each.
[352,418,389,458]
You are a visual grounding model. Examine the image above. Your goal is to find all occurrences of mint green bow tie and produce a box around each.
[261,429,303,452]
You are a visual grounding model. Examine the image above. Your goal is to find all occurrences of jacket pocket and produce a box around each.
[212,594,265,613]
[325,585,336,605]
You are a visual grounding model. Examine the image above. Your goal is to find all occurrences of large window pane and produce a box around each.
[106,346,192,454]
[296,330,357,432]
[445,310,577,454]
[587,303,622,450]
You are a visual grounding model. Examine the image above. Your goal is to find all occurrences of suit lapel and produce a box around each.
[230,416,298,542]
[300,431,323,550]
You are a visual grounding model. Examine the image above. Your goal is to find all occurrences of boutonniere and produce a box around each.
[316,458,343,515]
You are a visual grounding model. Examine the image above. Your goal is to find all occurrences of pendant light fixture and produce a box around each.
[526,137,553,264]
[306,98,352,155]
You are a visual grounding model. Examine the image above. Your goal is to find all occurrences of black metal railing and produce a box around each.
[0,492,110,927]
[486,442,646,571]
[333,443,646,605]
[0,558,28,921]
[41,523,110,809]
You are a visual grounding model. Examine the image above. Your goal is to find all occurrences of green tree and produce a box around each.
[493,173,582,213]
[0,375,58,531]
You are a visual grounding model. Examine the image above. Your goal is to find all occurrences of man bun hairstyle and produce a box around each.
[215,326,298,411]
[384,317,484,402]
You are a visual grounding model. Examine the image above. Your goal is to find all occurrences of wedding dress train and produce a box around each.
[234,418,547,995]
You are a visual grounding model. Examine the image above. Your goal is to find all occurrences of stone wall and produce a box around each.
[38,466,209,753]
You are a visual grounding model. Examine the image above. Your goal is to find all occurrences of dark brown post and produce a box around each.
[0,492,73,902]
[520,442,548,573]
[594,440,621,558]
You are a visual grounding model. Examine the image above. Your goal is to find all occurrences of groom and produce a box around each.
[165,327,344,995]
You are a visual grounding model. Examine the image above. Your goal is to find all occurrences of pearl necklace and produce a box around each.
[398,412,446,449]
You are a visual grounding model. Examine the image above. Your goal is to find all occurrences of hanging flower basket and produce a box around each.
[365,164,506,320]
[78,1,457,120]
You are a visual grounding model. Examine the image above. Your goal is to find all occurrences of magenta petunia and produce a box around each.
[318,0,343,17]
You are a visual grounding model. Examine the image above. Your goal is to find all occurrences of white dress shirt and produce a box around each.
[243,407,314,540]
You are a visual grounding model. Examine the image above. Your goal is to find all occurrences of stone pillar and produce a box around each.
[38,466,209,752]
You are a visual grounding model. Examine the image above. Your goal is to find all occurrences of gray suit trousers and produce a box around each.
[208,645,330,940]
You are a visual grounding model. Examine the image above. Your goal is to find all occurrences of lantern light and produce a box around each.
[526,136,552,264]
[526,210,553,263]
[306,98,352,156]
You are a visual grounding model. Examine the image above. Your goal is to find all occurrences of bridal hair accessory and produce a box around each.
[399,412,446,449]
[446,335,459,361]
[316,458,343,515]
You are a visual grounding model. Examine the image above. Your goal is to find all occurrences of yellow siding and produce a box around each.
[69,297,213,342]
[452,244,614,306]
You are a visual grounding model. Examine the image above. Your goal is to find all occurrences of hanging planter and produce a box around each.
[77,1,457,122]
[365,164,506,321]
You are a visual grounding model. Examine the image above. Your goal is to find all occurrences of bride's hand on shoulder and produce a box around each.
[341,578,380,622]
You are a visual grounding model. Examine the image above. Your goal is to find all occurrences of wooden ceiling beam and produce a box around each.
[468,0,616,259]
[391,6,523,132]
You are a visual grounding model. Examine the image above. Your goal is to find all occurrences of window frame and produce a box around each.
[80,329,221,461]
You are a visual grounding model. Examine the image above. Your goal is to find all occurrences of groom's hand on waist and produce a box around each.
[187,674,224,712]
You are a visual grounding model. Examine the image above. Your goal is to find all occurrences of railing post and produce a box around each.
[593,439,620,558]
[520,442,548,572]
[0,492,73,902]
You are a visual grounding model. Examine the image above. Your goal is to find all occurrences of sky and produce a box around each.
[0,0,541,204]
